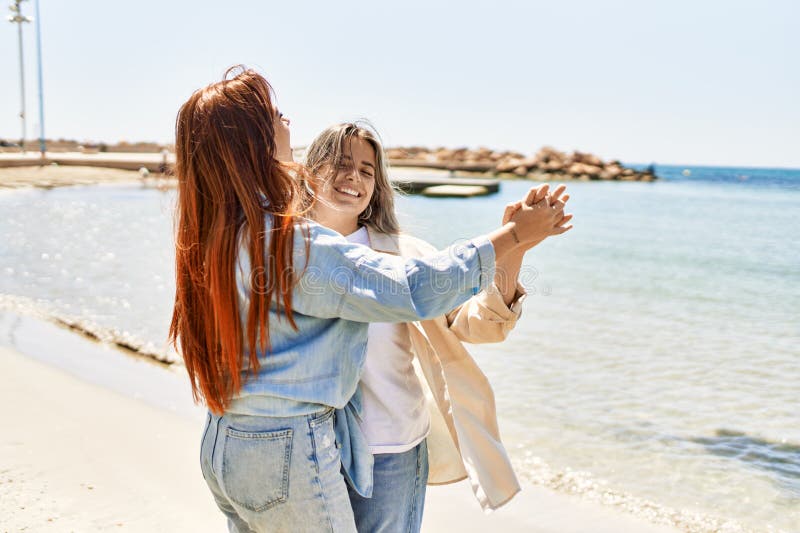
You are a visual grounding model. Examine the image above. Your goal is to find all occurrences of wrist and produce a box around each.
[507,223,521,245]
[488,224,522,260]
[503,222,528,253]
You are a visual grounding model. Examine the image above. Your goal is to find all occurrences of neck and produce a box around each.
[315,210,360,237]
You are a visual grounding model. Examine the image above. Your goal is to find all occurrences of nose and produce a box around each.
[344,167,361,183]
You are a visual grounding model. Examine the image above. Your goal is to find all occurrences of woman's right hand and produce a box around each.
[505,184,573,250]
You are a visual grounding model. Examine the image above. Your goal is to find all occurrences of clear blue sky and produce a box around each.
[1,0,798,167]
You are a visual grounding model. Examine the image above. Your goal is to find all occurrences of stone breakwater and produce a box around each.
[385,146,657,181]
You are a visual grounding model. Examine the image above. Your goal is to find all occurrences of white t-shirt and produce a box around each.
[346,226,431,454]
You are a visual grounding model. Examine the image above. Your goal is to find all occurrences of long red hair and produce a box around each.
[169,67,304,414]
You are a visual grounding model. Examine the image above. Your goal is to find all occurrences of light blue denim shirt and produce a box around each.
[227,217,495,416]
[226,217,495,498]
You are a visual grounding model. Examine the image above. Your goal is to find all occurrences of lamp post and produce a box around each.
[8,0,31,153]
[34,0,44,156]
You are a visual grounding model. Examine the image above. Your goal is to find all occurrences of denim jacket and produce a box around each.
[226,217,495,495]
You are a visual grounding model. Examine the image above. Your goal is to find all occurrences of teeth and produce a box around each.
[336,187,360,197]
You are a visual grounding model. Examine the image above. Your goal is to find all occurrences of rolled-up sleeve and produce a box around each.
[446,281,527,344]
[290,222,496,323]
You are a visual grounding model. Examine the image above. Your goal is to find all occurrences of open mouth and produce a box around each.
[333,185,362,198]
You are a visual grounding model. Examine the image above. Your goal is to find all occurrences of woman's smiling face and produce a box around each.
[317,136,376,224]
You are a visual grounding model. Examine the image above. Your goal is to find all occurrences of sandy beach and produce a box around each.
[0,1,795,529]
[0,311,681,533]
[0,165,150,189]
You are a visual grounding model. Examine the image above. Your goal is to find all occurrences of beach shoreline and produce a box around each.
[0,310,682,532]
[0,164,162,189]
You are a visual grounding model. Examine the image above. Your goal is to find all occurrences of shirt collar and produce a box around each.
[365,226,402,256]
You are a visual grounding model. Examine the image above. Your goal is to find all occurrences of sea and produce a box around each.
[0,164,798,532]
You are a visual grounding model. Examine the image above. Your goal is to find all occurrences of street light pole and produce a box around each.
[8,0,31,153]
[34,0,44,156]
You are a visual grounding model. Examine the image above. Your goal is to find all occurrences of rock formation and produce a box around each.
[386,145,656,181]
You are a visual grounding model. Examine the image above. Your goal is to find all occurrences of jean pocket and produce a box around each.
[221,426,293,512]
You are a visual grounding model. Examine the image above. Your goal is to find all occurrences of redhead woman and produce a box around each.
[305,123,571,532]
[169,67,571,533]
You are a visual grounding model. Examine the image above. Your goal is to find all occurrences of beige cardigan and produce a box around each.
[367,227,525,511]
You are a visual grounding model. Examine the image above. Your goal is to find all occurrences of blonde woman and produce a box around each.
[305,123,572,532]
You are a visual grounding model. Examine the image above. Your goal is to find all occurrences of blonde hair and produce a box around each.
[305,122,401,235]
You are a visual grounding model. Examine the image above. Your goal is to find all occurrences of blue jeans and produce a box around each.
[347,440,429,533]
[200,409,357,533]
